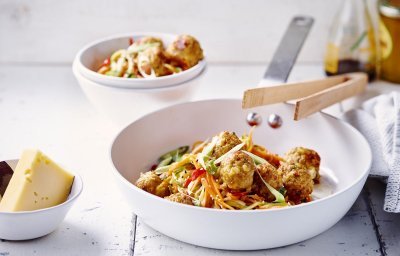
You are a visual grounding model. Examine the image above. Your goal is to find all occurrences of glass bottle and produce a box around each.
[324,0,377,81]
[379,0,400,83]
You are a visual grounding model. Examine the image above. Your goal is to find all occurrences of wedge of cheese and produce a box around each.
[0,150,74,212]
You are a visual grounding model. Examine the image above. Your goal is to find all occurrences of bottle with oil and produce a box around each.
[379,0,400,83]
[324,0,376,81]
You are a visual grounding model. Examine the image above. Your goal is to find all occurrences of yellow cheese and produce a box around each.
[0,150,74,212]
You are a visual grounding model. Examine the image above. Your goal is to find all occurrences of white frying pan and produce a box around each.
[110,17,372,250]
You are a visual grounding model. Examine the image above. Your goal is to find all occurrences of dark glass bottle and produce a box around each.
[324,0,377,81]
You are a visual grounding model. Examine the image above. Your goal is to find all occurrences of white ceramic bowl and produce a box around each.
[110,99,372,250]
[0,160,83,240]
[73,33,206,126]
[74,32,206,89]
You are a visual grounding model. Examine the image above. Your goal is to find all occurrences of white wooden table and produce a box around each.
[1,63,399,256]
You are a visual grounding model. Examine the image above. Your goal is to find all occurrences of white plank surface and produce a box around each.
[366,179,400,256]
[0,65,132,255]
[0,1,397,253]
[0,63,397,255]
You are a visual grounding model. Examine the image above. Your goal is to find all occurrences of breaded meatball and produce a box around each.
[137,36,164,48]
[135,171,171,197]
[135,171,162,195]
[212,131,242,159]
[128,36,164,57]
[252,162,283,202]
[155,178,171,198]
[165,193,193,205]
[280,163,313,204]
[166,35,204,70]
[285,147,321,183]
[219,151,255,190]
[137,47,170,77]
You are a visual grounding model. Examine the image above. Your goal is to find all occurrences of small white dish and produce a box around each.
[74,32,206,89]
[0,160,83,241]
[110,99,372,250]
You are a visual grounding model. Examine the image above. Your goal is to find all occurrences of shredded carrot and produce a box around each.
[201,177,234,210]
[200,178,213,208]
[251,145,283,168]
[247,126,255,151]
[206,172,223,201]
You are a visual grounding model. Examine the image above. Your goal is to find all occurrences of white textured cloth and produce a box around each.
[342,92,400,213]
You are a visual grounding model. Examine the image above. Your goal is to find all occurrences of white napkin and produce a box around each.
[341,92,400,213]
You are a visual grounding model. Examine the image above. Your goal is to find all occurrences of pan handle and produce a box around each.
[259,16,314,87]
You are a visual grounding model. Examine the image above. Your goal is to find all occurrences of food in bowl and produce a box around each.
[135,129,321,210]
[97,34,204,78]
[0,149,74,212]
[111,99,371,249]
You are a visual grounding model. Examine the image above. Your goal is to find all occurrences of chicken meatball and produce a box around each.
[212,131,242,159]
[285,147,321,183]
[252,162,283,202]
[135,171,162,195]
[219,151,255,190]
[137,47,170,77]
[165,193,193,205]
[135,171,170,197]
[166,35,204,70]
[137,36,164,48]
[280,163,313,204]
[155,178,171,198]
[128,36,164,57]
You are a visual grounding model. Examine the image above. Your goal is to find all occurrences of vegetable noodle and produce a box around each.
[97,35,204,79]
[135,129,321,210]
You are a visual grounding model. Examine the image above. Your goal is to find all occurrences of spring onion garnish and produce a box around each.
[242,151,267,165]
[214,142,245,165]
[127,42,161,54]
[170,167,187,185]
[256,170,286,204]
[225,200,246,209]
[244,147,285,203]
[202,137,217,156]
[157,156,172,168]
[279,187,287,196]
[154,165,171,174]
[158,146,189,162]
[198,155,218,175]
[138,53,156,78]
[197,138,218,174]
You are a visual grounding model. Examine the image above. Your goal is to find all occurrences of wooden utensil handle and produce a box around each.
[243,74,349,108]
[242,72,368,120]
[294,73,367,120]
